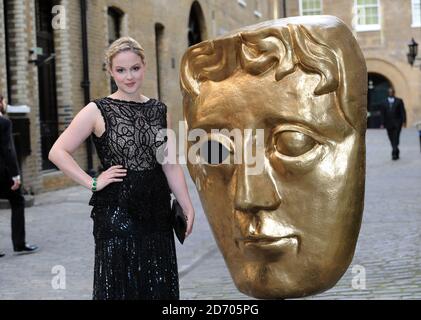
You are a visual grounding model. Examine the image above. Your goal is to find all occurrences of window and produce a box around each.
[155,23,164,101]
[108,7,122,45]
[299,0,322,16]
[355,0,380,32]
[107,7,123,93]
[412,0,421,27]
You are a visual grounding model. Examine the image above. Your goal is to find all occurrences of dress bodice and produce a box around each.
[92,96,168,171]
[88,97,171,218]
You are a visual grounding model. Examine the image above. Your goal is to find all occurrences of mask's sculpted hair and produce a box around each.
[180,16,367,131]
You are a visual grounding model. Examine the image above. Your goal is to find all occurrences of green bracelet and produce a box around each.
[92,177,97,192]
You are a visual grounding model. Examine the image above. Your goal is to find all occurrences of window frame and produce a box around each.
[412,0,421,28]
[107,7,123,44]
[354,0,381,32]
[299,0,323,16]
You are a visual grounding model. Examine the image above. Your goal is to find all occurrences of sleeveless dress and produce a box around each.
[88,96,179,300]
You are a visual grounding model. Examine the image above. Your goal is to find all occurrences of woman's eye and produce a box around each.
[273,130,317,157]
[117,69,124,73]
[133,66,140,71]
[200,140,231,165]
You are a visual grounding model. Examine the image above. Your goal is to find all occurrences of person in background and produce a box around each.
[380,88,407,160]
[0,94,38,257]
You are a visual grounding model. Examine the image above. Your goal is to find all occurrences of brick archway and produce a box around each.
[366,58,413,125]
[367,72,392,128]
[366,58,409,100]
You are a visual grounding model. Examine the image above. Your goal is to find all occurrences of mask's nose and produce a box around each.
[234,162,282,214]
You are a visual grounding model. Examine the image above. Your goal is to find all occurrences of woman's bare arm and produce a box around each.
[48,102,126,191]
[162,112,195,237]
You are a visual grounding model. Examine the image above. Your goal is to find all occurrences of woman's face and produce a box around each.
[109,50,146,94]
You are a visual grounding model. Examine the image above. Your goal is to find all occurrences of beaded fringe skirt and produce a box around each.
[89,168,179,300]
[92,230,179,300]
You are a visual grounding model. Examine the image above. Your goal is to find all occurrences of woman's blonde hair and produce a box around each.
[104,36,145,72]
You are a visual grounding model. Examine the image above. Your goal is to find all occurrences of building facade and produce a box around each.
[2,0,418,195]
[285,0,421,129]
[0,0,281,194]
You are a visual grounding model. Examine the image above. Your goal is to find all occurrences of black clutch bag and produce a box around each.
[171,199,187,244]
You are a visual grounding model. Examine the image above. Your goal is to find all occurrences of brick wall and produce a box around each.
[0,0,276,193]
[4,0,43,193]
[285,0,421,126]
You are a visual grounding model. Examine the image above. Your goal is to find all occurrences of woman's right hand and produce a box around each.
[95,165,127,191]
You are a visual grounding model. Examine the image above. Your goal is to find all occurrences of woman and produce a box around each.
[48,37,195,300]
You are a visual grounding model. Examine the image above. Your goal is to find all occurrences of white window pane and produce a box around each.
[356,0,379,26]
[313,0,321,9]
[366,15,377,24]
[357,7,364,19]
[301,0,322,15]
[301,0,322,14]
[357,0,378,8]
[365,7,374,15]
[366,7,378,20]
[413,0,421,25]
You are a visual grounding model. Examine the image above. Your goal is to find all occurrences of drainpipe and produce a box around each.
[283,0,287,18]
[80,0,94,176]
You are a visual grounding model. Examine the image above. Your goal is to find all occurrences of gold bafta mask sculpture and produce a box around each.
[180,16,367,299]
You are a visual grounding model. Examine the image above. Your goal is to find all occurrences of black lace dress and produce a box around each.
[88,96,179,300]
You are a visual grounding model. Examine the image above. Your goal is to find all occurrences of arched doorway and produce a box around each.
[367,73,393,128]
[188,1,206,46]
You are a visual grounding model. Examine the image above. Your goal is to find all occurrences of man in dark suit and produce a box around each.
[0,95,38,257]
[380,88,407,160]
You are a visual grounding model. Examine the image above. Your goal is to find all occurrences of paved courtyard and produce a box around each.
[0,128,420,299]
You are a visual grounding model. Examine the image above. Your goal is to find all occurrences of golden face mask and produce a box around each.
[180,16,367,299]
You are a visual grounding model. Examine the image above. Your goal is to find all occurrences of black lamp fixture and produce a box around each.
[407,38,419,67]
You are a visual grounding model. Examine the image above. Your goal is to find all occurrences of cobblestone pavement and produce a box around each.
[0,128,420,299]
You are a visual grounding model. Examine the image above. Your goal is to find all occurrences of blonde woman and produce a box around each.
[49,37,195,300]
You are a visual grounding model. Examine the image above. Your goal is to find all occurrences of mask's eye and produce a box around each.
[200,140,231,165]
[273,130,317,157]
[199,134,234,165]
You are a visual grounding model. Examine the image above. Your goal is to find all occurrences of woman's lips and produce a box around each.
[126,82,136,87]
